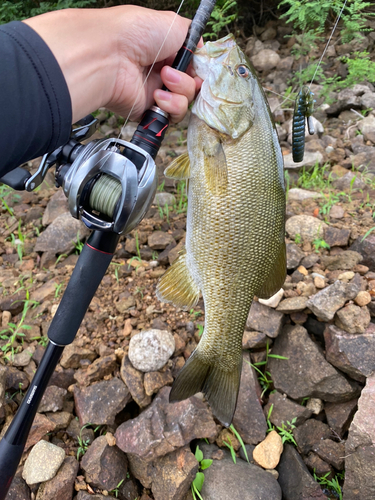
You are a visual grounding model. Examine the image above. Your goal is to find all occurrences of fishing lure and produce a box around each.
[292,85,315,163]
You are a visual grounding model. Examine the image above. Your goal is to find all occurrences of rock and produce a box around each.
[115,295,135,313]
[42,190,69,226]
[276,296,309,314]
[286,243,305,270]
[38,385,67,413]
[25,413,56,451]
[66,417,94,444]
[36,456,79,500]
[144,368,174,396]
[120,355,151,408]
[242,330,268,349]
[49,367,75,390]
[268,325,360,402]
[11,347,35,368]
[264,392,312,428]
[74,354,117,386]
[128,329,175,372]
[324,323,375,382]
[334,304,371,334]
[329,205,345,219]
[277,444,327,500]
[148,231,175,250]
[250,49,280,71]
[283,151,324,170]
[354,290,372,306]
[312,439,345,470]
[305,398,324,415]
[150,446,198,500]
[306,279,360,321]
[287,188,323,202]
[320,251,363,271]
[246,301,284,338]
[333,171,366,190]
[81,435,128,490]
[285,215,327,243]
[350,234,375,271]
[324,399,358,438]
[324,226,350,247]
[201,455,282,500]
[343,374,375,499]
[232,353,267,445]
[74,378,131,426]
[32,279,58,302]
[259,288,284,308]
[34,213,90,254]
[0,290,27,315]
[253,430,283,469]
[5,472,31,500]
[304,451,333,477]
[45,411,73,431]
[115,386,217,462]
[153,192,176,206]
[22,440,65,485]
[76,493,106,500]
[294,419,332,455]
[60,344,97,369]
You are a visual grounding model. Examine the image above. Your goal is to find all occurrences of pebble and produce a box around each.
[259,287,284,308]
[306,398,324,415]
[335,304,371,334]
[253,431,283,469]
[314,276,326,289]
[128,329,175,372]
[22,440,65,485]
[153,192,176,206]
[285,215,327,243]
[338,271,355,281]
[354,290,372,306]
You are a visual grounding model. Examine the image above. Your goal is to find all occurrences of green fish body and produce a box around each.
[156,34,286,426]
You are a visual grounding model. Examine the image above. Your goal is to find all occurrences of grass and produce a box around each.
[109,479,125,498]
[313,471,345,500]
[249,342,288,399]
[297,163,332,191]
[76,423,101,460]
[134,231,141,259]
[196,324,204,337]
[266,404,298,446]
[191,445,213,500]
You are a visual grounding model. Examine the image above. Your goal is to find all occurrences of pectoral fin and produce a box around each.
[257,241,287,299]
[156,250,200,309]
[203,140,228,195]
[164,152,190,179]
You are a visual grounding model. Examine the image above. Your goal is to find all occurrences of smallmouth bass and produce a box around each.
[156,34,286,426]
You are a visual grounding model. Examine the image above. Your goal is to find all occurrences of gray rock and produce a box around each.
[11,347,35,368]
[343,374,375,500]
[358,114,375,141]
[264,392,312,428]
[128,329,175,372]
[312,439,345,470]
[60,344,97,369]
[286,243,305,270]
[120,355,151,408]
[283,151,324,169]
[201,455,282,500]
[81,436,128,490]
[34,213,90,255]
[5,473,31,500]
[250,49,280,72]
[36,456,79,500]
[324,399,358,438]
[246,301,284,338]
[232,352,267,445]
[153,192,176,206]
[306,279,360,321]
[76,493,107,500]
[276,296,309,314]
[115,386,217,462]
[320,251,363,271]
[325,323,375,381]
[277,444,327,500]
[324,226,350,247]
[350,234,375,271]
[22,440,65,485]
[268,325,360,402]
[42,190,69,226]
[74,354,117,386]
[38,385,67,413]
[242,330,268,349]
[333,171,366,190]
[294,419,332,455]
[285,215,327,243]
[287,188,323,202]
[148,231,176,250]
[74,378,131,426]
[335,303,371,334]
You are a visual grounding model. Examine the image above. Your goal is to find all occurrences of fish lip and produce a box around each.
[205,84,243,105]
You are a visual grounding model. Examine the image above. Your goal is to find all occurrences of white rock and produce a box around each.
[128,329,175,372]
[259,288,284,308]
[153,192,176,207]
[250,49,280,72]
[287,188,323,202]
[286,215,327,243]
[22,440,65,485]
[284,151,324,170]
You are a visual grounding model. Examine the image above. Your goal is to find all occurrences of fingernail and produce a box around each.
[165,67,182,84]
[155,89,172,101]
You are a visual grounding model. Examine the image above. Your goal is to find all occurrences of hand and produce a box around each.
[24,6,203,124]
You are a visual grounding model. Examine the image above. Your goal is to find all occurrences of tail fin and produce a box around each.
[169,349,242,427]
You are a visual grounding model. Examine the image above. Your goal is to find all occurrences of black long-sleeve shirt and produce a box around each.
[0,21,72,177]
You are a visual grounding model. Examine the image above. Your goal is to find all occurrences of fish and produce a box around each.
[292,85,315,163]
[156,34,286,426]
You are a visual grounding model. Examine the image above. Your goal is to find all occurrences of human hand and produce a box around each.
[24,6,203,124]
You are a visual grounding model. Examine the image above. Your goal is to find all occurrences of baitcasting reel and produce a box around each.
[0,106,170,235]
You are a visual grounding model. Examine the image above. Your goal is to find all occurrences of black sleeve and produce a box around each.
[0,21,72,177]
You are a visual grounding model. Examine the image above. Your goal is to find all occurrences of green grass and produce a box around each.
[191,445,213,500]
[266,404,298,446]
[313,471,345,500]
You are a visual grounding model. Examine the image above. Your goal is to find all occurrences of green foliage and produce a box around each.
[0,0,97,24]
[249,342,288,399]
[229,424,249,462]
[73,231,84,254]
[205,0,238,39]
[313,471,344,500]
[223,436,237,463]
[266,405,298,446]
[191,445,213,500]
[294,233,302,244]
[134,231,141,260]
[312,236,330,252]
[196,324,204,336]
[297,163,332,191]
[76,423,101,460]
[109,479,125,498]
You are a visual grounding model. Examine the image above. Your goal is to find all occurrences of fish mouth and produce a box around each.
[205,84,242,106]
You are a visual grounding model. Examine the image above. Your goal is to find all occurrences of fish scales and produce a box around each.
[157,35,286,426]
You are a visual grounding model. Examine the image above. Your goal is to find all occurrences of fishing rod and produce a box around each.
[0,0,217,496]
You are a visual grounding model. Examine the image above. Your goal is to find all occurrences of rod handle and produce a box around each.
[0,438,24,499]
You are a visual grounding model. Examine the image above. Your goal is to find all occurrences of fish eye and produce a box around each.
[237,65,250,78]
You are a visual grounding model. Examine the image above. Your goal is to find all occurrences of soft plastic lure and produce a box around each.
[292,86,315,162]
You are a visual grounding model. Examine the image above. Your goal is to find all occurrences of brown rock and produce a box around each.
[115,386,217,462]
[38,385,67,413]
[324,227,350,247]
[324,399,358,438]
[120,355,151,408]
[304,452,333,476]
[25,413,56,451]
[74,354,117,386]
[334,303,371,333]
[246,301,284,338]
[320,251,363,271]
[253,431,283,469]
[312,439,345,470]
[148,231,175,250]
[294,419,331,455]
[264,392,312,428]
[216,428,241,450]
[4,472,31,500]
[354,290,372,306]
[36,456,79,500]
[60,344,97,369]
[81,436,128,490]
[242,330,268,349]
[276,296,309,314]
[45,411,73,431]
[5,366,29,392]
[32,280,58,302]
[144,369,174,397]
[0,290,27,315]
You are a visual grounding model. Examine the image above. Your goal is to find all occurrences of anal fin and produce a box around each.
[257,241,287,299]
[156,250,200,309]
[164,152,190,179]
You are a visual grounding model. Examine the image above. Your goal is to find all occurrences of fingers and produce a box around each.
[154,89,188,124]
